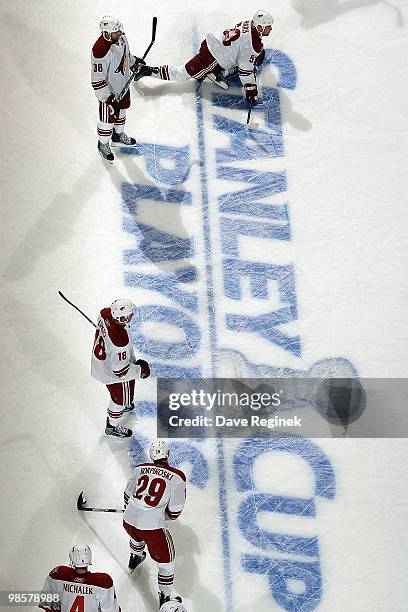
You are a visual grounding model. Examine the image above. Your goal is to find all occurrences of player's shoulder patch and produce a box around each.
[49,565,75,581]
[85,572,113,589]
[92,35,112,59]
[251,25,263,53]
[100,308,129,347]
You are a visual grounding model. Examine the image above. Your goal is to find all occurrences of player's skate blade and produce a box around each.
[128,551,146,574]
[98,141,114,163]
[111,131,137,146]
[159,592,183,607]
[205,72,229,89]
[105,418,132,438]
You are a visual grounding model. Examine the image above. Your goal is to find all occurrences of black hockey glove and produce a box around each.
[136,359,150,379]
[244,83,259,103]
[106,94,121,117]
[131,57,147,77]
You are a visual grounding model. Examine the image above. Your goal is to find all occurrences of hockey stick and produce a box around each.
[58,291,96,328]
[77,491,124,514]
[246,66,259,129]
[141,16,158,61]
[246,100,259,130]
[117,16,158,102]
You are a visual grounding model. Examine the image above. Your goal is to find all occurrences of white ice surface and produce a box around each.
[1,1,408,611]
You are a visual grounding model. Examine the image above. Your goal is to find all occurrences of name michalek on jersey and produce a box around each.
[63,584,94,595]
[168,415,302,429]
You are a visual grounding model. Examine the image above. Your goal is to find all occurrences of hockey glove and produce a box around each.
[131,57,147,77]
[244,83,259,103]
[136,359,150,379]
[106,94,121,117]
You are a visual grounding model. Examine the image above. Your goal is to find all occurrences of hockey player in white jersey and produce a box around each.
[91,16,145,163]
[39,545,121,612]
[134,10,273,104]
[91,299,150,438]
[123,440,186,608]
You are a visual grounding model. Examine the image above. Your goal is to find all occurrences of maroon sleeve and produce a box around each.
[251,25,264,53]
[93,36,112,59]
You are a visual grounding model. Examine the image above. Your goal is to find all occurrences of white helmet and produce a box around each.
[69,545,92,568]
[160,601,186,612]
[149,440,169,462]
[110,299,135,324]
[99,15,124,40]
[253,9,274,29]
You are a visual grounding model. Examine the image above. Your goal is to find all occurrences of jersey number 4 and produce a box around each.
[70,596,84,612]
[93,331,107,360]
[135,476,166,507]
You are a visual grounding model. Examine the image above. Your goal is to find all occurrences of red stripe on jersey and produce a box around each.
[113,364,129,374]
[160,65,170,80]
[167,511,181,519]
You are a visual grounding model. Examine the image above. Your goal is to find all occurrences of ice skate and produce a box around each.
[98,141,114,163]
[111,131,137,146]
[128,551,146,574]
[159,592,183,607]
[105,418,132,438]
[205,70,229,90]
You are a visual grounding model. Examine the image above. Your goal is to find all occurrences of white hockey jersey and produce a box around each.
[124,462,186,530]
[206,19,264,86]
[91,308,139,385]
[91,34,136,101]
[39,566,120,612]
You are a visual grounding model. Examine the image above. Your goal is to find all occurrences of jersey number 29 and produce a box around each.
[135,476,166,507]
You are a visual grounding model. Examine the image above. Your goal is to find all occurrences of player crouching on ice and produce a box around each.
[39,545,121,612]
[123,440,187,609]
[91,16,146,163]
[134,10,273,106]
[91,299,150,439]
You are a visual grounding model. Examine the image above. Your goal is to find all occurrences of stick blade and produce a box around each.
[246,122,259,130]
[77,491,87,510]
[152,16,158,39]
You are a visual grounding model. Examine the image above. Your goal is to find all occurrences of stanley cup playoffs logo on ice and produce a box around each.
[120,42,353,611]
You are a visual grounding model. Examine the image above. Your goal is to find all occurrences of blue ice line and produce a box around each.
[192,26,233,612]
